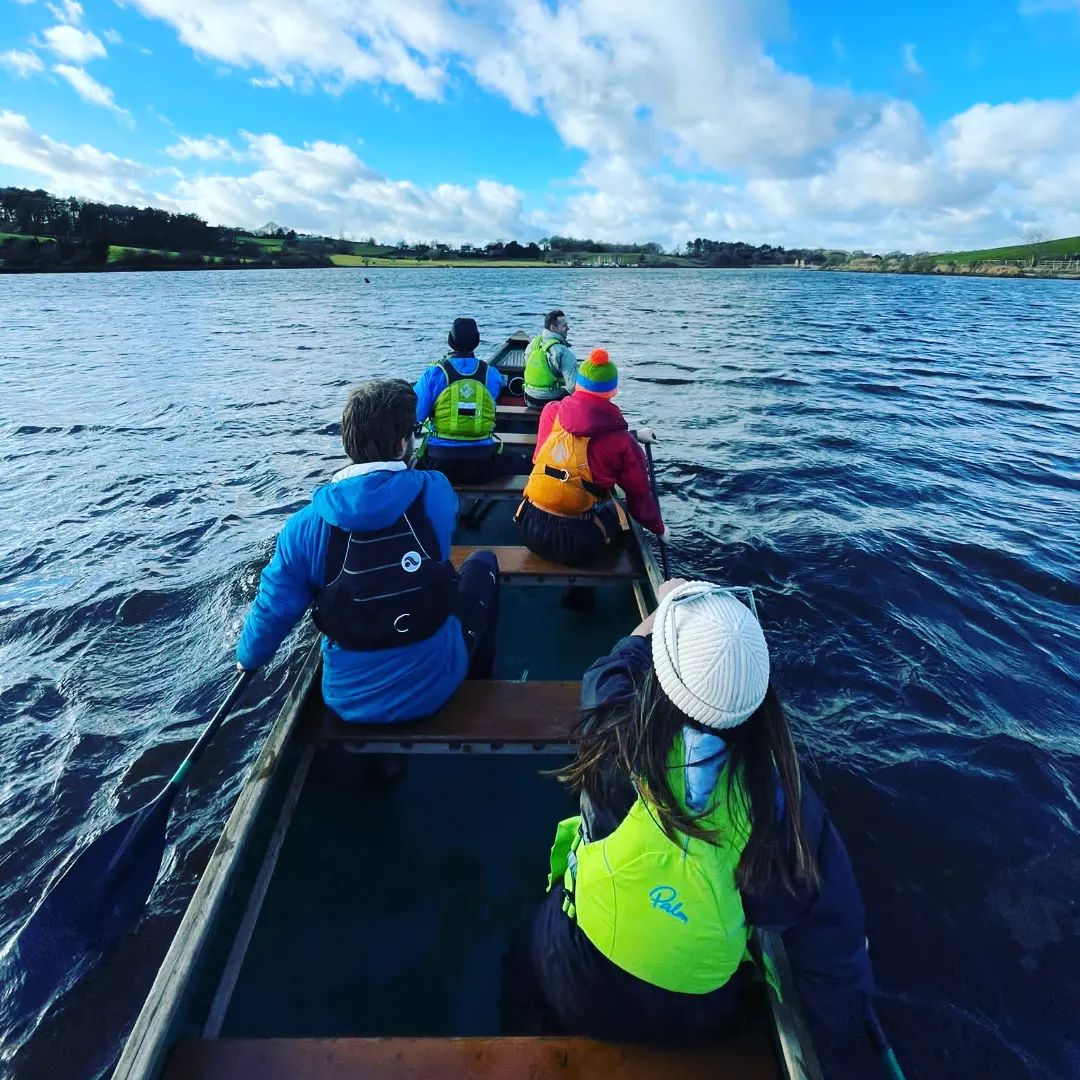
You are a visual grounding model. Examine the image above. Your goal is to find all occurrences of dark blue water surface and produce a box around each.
[1,268,1078,1078]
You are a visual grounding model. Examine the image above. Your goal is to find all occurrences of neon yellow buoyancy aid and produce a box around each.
[432,359,497,441]
[546,735,753,995]
[523,335,561,392]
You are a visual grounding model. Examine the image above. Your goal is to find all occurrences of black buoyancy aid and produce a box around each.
[311,489,458,650]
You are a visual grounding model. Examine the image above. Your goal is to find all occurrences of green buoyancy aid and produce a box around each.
[432,360,497,440]
[523,335,561,391]
[547,736,753,995]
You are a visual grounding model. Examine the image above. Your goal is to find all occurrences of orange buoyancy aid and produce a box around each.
[524,417,611,516]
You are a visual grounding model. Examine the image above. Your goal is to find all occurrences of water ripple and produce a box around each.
[0,267,1078,1078]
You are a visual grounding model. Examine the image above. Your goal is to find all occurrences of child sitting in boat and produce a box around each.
[515,348,664,566]
[505,579,879,1075]
[413,317,530,484]
[236,379,499,724]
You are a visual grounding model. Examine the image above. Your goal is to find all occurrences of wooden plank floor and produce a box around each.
[166,1035,779,1079]
[319,680,581,745]
[454,475,529,499]
[451,545,640,582]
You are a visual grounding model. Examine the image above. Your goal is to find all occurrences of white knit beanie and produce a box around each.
[651,581,770,730]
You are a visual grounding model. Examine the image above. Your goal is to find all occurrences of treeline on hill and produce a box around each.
[682,237,827,266]
[1,186,835,273]
[0,188,333,271]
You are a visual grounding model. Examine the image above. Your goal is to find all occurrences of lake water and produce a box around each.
[1,267,1078,1078]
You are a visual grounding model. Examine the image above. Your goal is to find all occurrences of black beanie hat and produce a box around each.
[448,317,480,355]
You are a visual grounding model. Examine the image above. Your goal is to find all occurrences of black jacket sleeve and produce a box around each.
[577,635,651,840]
[743,784,878,1076]
[580,633,651,714]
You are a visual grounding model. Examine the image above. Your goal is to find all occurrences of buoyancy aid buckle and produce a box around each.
[542,463,609,500]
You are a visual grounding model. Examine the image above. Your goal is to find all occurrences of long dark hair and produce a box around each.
[559,668,820,895]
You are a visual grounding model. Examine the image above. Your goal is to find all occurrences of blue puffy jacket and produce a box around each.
[236,462,467,723]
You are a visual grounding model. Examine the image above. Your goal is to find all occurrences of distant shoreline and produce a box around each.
[0,260,814,276]
[826,262,1080,282]
[4,257,1075,280]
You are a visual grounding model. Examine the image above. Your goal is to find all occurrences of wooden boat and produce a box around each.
[113,333,823,1079]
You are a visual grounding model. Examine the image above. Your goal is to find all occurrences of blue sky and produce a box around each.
[2,0,1079,250]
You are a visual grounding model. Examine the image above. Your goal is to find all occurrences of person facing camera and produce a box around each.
[505,579,878,1077]
[236,379,499,723]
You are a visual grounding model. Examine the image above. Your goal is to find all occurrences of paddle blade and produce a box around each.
[4,793,175,1003]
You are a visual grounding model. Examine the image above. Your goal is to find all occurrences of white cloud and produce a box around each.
[0,49,45,78]
[250,73,295,89]
[944,96,1080,173]
[0,110,151,201]
[159,131,526,244]
[103,29,123,45]
[7,3,1080,252]
[165,134,245,161]
[41,24,106,63]
[46,0,83,24]
[123,0,465,99]
[53,64,131,122]
[902,43,922,76]
[468,1,864,177]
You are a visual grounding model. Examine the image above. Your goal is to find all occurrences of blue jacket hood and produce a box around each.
[310,465,425,532]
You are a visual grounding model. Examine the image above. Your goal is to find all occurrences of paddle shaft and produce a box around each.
[9,668,256,977]
[643,442,672,580]
[867,1004,907,1080]
[168,670,253,789]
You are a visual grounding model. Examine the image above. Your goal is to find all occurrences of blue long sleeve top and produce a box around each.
[413,355,507,448]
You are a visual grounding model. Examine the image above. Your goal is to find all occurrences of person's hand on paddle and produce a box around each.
[634,426,657,445]
[631,577,688,637]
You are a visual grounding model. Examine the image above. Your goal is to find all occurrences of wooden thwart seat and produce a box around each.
[452,545,640,582]
[319,680,581,746]
[498,431,537,446]
[166,1035,779,1079]
[495,404,534,416]
[453,474,529,498]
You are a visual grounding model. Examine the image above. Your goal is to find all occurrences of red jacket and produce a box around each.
[534,392,665,535]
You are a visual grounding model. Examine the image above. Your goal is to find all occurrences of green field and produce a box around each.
[330,254,553,268]
[245,235,280,249]
[108,245,184,262]
[938,235,1080,264]
[0,231,54,242]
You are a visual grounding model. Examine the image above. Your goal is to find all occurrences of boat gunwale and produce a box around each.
[112,641,321,1079]
[114,331,823,1080]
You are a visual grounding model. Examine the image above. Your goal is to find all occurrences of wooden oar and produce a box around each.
[5,670,253,986]
[640,436,672,580]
